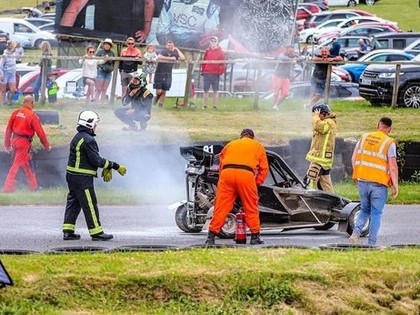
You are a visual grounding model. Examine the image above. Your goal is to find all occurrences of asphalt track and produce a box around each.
[0,204,419,253]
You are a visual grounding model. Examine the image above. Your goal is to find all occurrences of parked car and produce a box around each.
[370,32,420,51]
[315,22,401,44]
[24,17,54,28]
[299,18,346,43]
[404,38,420,56]
[18,68,69,95]
[0,18,57,48]
[360,0,380,5]
[328,0,359,6]
[264,81,362,101]
[173,145,366,238]
[339,49,415,82]
[311,16,394,42]
[38,22,55,33]
[298,0,329,11]
[298,3,323,14]
[305,10,360,29]
[359,53,420,107]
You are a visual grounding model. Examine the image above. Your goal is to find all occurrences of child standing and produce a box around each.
[143,44,157,84]
[46,72,59,103]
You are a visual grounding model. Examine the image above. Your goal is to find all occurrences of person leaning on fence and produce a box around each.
[79,46,107,105]
[153,40,185,108]
[95,38,115,104]
[350,117,398,246]
[119,37,142,98]
[305,47,343,109]
[33,41,52,103]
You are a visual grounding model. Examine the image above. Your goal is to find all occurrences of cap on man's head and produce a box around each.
[210,36,219,44]
[103,38,113,47]
[240,128,255,139]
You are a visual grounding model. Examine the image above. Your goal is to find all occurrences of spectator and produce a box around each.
[115,72,153,131]
[329,37,341,58]
[15,42,24,64]
[350,117,398,246]
[143,44,158,84]
[305,103,337,193]
[46,72,59,103]
[95,38,115,104]
[155,0,221,49]
[153,40,185,108]
[79,46,106,105]
[33,41,52,103]
[305,47,343,109]
[356,38,368,59]
[0,41,18,106]
[205,128,269,246]
[119,37,142,98]
[3,95,51,193]
[200,36,226,110]
[272,45,297,111]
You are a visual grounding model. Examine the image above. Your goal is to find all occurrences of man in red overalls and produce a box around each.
[206,128,269,246]
[3,95,51,192]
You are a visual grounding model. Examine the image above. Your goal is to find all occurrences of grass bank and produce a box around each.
[1,248,419,314]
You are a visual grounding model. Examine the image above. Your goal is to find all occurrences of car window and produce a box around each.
[333,85,353,97]
[14,23,34,33]
[375,39,389,49]
[371,55,387,62]
[386,54,410,61]
[348,38,360,46]
[393,39,406,50]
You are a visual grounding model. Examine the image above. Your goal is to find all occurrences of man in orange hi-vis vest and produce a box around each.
[206,129,269,246]
[350,117,399,246]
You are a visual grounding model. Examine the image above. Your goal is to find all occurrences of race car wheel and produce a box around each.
[219,213,236,239]
[314,222,336,231]
[347,205,370,237]
[348,0,357,6]
[175,205,203,233]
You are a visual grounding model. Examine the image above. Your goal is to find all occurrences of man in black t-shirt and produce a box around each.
[306,47,343,109]
[153,40,185,108]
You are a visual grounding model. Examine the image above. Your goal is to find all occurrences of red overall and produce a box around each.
[3,104,50,192]
[209,137,268,234]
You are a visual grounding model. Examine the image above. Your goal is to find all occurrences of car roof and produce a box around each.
[371,32,420,38]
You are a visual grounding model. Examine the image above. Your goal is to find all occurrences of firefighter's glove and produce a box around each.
[117,165,127,176]
[102,168,113,182]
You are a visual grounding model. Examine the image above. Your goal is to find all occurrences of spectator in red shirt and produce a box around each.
[200,36,226,109]
[3,95,51,193]
[119,37,143,98]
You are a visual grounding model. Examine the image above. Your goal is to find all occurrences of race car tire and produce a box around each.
[347,205,370,237]
[314,222,336,231]
[175,204,203,233]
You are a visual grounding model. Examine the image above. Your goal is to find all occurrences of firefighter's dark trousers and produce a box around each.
[62,173,104,236]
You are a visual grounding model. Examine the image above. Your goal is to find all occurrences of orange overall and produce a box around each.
[209,137,268,234]
[3,104,50,192]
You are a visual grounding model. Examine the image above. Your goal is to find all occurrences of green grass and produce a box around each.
[0,248,419,314]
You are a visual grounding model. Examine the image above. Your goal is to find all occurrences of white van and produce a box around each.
[0,18,57,49]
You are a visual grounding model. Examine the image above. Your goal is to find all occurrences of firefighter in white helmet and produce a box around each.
[62,110,127,241]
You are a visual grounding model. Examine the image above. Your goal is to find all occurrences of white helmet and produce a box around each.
[77,110,100,129]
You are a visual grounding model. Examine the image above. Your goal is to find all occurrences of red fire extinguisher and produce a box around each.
[235,208,247,244]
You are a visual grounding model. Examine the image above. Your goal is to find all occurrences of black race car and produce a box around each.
[172,145,369,238]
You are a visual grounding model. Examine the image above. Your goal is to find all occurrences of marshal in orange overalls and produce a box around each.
[209,132,268,235]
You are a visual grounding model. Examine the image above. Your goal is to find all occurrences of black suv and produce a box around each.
[358,54,420,108]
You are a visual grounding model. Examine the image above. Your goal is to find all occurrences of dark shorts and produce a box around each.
[153,73,172,91]
[203,74,220,92]
[311,76,326,95]
[96,70,112,82]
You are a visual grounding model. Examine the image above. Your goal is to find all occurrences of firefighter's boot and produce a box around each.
[250,233,264,245]
[205,231,216,246]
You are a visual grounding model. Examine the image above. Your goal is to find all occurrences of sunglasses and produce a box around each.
[127,42,135,45]
[88,50,95,53]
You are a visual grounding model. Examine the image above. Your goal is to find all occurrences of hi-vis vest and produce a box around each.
[352,131,394,187]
